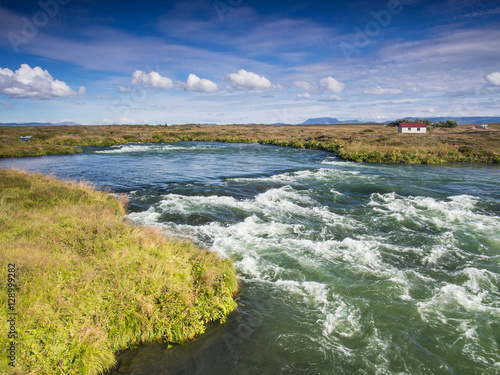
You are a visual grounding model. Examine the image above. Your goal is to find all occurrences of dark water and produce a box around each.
[1,142,499,374]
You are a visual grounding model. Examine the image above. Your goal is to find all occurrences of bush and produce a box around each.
[434,120,459,128]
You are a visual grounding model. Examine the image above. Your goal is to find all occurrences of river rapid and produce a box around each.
[1,142,499,374]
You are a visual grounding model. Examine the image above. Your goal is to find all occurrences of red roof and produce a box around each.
[399,123,426,128]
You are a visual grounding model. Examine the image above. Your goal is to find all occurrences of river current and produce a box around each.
[1,142,499,374]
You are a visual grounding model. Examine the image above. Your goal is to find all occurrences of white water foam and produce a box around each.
[94,144,215,154]
[230,168,361,185]
[124,167,500,372]
[368,192,495,227]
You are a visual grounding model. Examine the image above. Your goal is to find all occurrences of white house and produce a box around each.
[398,123,427,134]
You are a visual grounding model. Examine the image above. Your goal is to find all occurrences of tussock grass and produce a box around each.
[0,169,238,374]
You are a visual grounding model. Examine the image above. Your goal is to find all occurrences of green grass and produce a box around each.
[0,169,238,375]
[1,123,500,163]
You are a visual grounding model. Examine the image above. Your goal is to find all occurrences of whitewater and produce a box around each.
[1,142,499,374]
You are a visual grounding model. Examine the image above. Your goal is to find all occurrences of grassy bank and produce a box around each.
[1,123,500,163]
[0,169,238,375]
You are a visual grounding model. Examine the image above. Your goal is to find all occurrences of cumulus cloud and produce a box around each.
[297,93,311,98]
[185,74,218,93]
[364,86,403,95]
[294,81,313,91]
[486,72,500,86]
[0,64,85,100]
[131,70,174,90]
[226,69,272,91]
[320,77,345,94]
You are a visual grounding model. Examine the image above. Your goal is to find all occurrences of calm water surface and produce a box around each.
[1,142,499,374]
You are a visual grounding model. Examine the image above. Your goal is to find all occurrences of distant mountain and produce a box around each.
[0,121,80,126]
[58,121,80,126]
[301,117,361,125]
[300,116,500,125]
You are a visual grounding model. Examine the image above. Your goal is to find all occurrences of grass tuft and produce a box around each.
[0,169,238,374]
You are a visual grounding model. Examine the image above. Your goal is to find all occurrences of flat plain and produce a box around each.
[1,123,499,163]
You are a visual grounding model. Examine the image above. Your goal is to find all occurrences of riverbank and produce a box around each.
[1,123,499,163]
[0,169,238,375]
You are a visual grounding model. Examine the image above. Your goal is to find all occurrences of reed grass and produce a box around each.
[0,169,238,374]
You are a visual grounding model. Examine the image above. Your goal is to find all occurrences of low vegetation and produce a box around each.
[1,122,500,163]
[386,117,459,129]
[0,169,238,375]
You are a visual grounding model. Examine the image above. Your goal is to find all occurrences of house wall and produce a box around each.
[398,127,426,133]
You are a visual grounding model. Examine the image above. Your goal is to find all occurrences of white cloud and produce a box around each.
[453,6,500,19]
[0,64,85,100]
[486,72,500,86]
[185,74,218,93]
[97,91,114,98]
[120,116,136,124]
[157,8,335,59]
[320,95,342,102]
[226,69,272,91]
[131,70,174,90]
[294,81,313,91]
[297,93,311,98]
[320,76,345,94]
[379,29,500,69]
[364,86,403,95]
[118,86,138,93]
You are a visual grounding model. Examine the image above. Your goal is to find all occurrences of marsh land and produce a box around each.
[1,123,499,163]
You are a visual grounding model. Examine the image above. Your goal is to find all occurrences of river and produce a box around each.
[1,142,499,374]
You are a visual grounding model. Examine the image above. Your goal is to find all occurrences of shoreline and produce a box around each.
[1,123,499,164]
[0,169,239,375]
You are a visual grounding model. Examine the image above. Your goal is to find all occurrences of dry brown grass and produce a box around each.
[1,123,499,163]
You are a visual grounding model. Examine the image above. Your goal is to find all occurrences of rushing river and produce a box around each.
[1,142,500,374]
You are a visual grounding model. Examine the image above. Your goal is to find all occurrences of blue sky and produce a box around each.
[0,0,499,124]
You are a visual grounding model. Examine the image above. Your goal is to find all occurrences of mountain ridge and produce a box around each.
[300,116,500,125]
[1,117,499,126]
